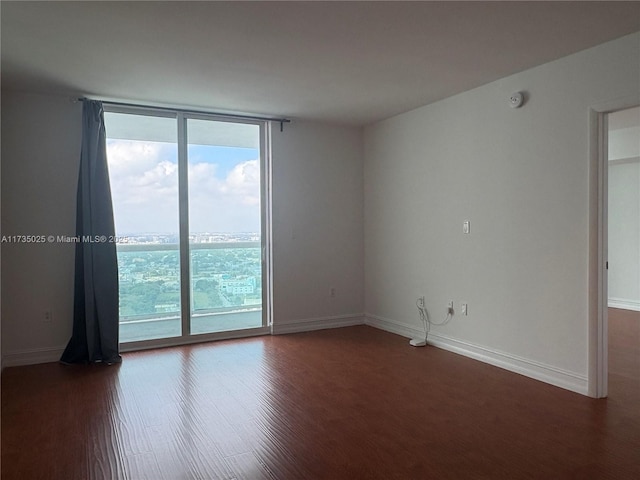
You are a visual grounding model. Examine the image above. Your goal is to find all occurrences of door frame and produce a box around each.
[104,105,273,352]
[588,95,639,398]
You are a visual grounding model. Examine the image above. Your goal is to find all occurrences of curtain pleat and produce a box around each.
[60,100,121,365]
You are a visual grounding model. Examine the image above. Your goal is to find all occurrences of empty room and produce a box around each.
[1,2,639,479]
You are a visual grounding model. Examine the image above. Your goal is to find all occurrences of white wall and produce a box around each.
[0,87,2,463]
[271,121,364,332]
[609,126,640,160]
[608,116,640,311]
[608,161,640,310]
[0,91,365,364]
[608,120,640,310]
[363,32,640,395]
[1,92,82,365]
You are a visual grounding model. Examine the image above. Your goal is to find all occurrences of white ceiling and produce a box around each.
[2,1,640,126]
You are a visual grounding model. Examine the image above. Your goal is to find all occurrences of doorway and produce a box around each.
[606,106,640,398]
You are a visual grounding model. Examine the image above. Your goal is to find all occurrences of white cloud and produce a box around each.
[107,140,261,234]
[188,159,261,233]
[224,160,261,206]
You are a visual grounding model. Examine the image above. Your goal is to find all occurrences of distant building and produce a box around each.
[219,277,256,295]
[155,303,179,313]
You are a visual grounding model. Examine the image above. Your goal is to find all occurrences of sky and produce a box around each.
[106,139,261,235]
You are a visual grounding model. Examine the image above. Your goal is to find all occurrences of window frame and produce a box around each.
[104,105,272,352]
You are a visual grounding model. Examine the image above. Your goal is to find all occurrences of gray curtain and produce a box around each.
[60,100,121,365]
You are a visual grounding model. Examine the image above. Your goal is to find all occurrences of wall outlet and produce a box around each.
[461,303,468,316]
[448,301,454,315]
[43,309,53,323]
[417,296,425,308]
[330,287,336,298]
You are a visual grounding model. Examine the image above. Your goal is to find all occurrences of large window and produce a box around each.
[104,108,269,345]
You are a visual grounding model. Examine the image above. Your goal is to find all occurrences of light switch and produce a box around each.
[463,220,470,234]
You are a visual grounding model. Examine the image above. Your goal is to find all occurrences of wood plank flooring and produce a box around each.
[609,307,640,380]
[2,324,639,479]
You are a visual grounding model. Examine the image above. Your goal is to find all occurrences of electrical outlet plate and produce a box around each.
[418,296,425,308]
[461,303,468,315]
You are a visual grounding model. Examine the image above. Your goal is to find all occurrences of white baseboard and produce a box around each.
[3,316,365,368]
[364,313,424,340]
[272,313,364,335]
[608,297,640,312]
[3,313,590,397]
[2,346,66,368]
[365,313,588,396]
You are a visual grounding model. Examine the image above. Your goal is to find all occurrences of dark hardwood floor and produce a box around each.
[2,324,639,479]
[609,307,640,382]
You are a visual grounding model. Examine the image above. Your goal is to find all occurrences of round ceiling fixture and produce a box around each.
[509,92,524,108]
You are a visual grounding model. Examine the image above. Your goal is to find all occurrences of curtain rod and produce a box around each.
[76,97,291,131]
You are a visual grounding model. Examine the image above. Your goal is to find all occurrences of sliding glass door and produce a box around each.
[104,108,268,346]
[186,118,263,335]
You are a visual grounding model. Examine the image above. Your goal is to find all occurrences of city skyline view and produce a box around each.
[115,231,261,244]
